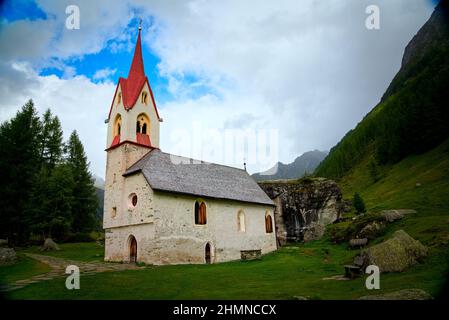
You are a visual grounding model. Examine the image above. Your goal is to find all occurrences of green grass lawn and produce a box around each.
[0,253,51,285]
[21,242,105,262]
[1,238,448,300]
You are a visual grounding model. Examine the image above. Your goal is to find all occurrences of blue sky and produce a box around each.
[0,0,436,178]
[0,0,212,104]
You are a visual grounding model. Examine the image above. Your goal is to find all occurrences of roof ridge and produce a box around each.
[156,150,248,172]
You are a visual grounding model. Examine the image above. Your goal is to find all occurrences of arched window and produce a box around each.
[265,211,273,233]
[113,114,122,137]
[136,113,150,135]
[195,200,207,225]
[141,91,148,105]
[117,92,122,105]
[237,210,246,232]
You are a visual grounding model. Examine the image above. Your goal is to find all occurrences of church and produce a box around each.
[103,26,277,265]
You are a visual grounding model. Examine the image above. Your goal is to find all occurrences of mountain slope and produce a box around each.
[315,2,449,179]
[314,1,449,261]
[252,150,327,181]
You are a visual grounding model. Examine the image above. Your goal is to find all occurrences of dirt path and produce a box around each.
[0,253,143,292]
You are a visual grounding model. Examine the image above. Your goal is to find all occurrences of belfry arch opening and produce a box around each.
[136,113,150,135]
[113,114,122,137]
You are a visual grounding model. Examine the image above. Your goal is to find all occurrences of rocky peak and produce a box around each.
[401,1,449,69]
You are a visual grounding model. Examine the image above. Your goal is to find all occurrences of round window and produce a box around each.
[128,193,138,209]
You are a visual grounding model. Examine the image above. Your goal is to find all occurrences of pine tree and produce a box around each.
[66,130,98,232]
[39,109,64,170]
[29,164,75,239]
[0,100,42,246]
[353,192,366,215]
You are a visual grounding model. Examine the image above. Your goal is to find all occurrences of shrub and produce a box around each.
[353,192,366,214]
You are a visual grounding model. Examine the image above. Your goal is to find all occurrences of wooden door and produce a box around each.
[130,236,137,263]
[205,243,211,264]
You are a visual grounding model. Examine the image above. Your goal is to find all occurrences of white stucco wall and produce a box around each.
[103,138,153,246]
[104,173,277,265]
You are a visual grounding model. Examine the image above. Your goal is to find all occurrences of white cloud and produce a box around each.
[93,67,117,80]
[0,62,114,178]
[0,0,437,177]
[142,0,434,170]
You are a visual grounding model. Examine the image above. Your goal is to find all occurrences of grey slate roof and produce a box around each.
[123,149,274,206]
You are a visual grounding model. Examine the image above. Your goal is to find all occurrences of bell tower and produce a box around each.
[103,24,161,230]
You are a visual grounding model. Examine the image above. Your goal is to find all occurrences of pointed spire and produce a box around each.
[107,21,161,122]
[119,24,147,109]
[127,26,145,81]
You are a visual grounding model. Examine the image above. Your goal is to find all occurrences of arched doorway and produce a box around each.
[205,243,211,264]
[129,235,137,263]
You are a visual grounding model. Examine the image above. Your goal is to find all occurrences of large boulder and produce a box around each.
[358,221,386,239]
[0,247,17,266]
[381,209,416,222]
[303,223,325,243]
[41,238,60,251]
[358,289,433,300]
[356,230,427,273]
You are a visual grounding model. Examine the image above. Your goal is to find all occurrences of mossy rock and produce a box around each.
[358,230,428,273]
[326,212,386,243]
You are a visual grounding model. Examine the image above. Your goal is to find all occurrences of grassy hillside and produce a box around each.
[338,137,449,245]
[315,3,449,179]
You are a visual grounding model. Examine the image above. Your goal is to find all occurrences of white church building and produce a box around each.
[103,27,277,265]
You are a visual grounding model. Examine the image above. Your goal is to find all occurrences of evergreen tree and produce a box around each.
[66,130,98,232]
[0,100,42,246]
[353,192,366,215]
[29,164,75,239]
[39,109,64,170]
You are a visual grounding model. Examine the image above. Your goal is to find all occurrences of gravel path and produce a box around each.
[0,253,142,292]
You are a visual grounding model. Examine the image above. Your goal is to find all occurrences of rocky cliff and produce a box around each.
[259,178,344,245]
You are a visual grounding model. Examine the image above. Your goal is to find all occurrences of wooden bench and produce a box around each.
[344,265,362,279]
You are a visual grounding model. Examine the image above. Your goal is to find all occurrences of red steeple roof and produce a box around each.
[120,29,146,109]
[107,28,160,120]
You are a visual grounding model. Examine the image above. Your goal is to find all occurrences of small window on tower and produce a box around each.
[113,114,122,137]
[141,91,148,105]
[117,92,122,105]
